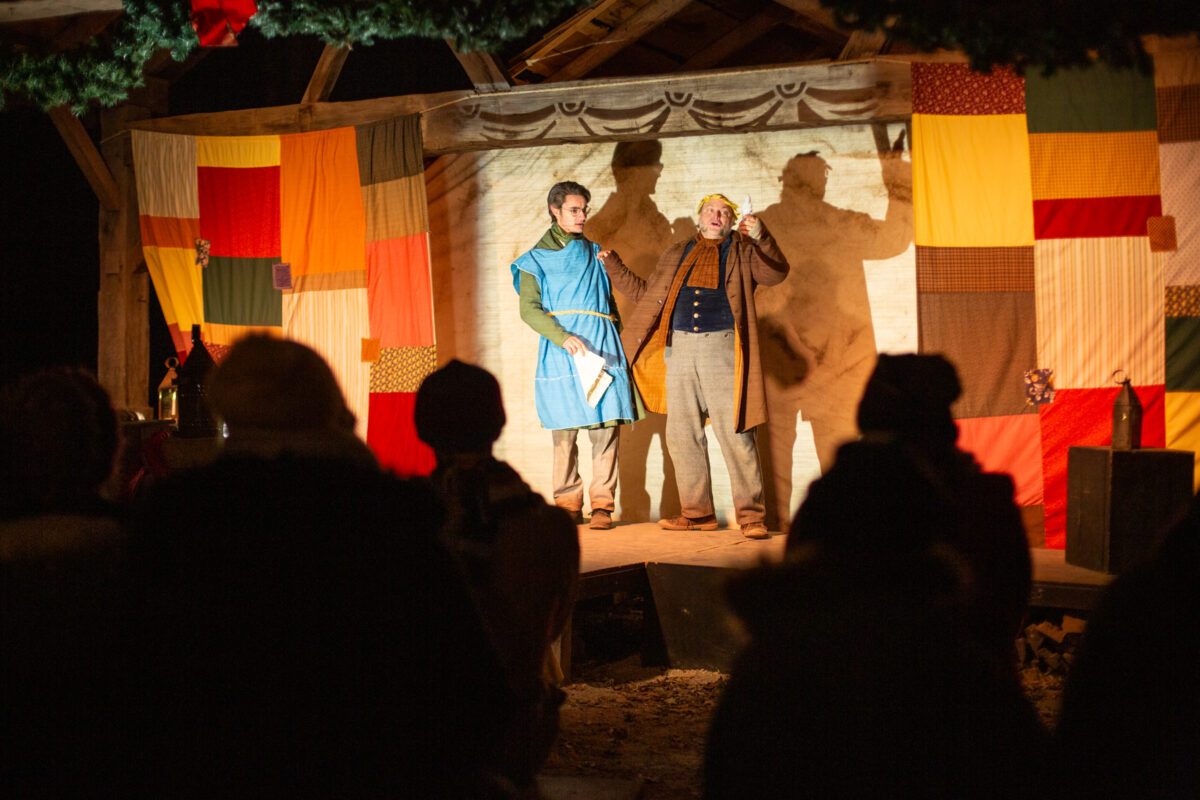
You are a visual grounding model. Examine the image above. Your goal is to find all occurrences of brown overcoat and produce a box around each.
[604,225,790,432]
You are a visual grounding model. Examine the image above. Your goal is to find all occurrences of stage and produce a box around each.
[567,522,1115,674]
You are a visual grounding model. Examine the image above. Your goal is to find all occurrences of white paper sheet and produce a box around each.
[573,348,613,408]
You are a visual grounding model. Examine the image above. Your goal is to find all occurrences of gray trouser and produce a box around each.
[551,425,618,512]
[665,329,765,524]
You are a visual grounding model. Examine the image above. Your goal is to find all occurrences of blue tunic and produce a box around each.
[511,239,637,430]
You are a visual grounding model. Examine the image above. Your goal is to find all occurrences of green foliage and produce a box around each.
[824,0,1198,74]
[1,0,585,113]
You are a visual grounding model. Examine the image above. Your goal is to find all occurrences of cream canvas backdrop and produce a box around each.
[427,123,915,528]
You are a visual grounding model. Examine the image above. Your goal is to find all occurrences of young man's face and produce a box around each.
[698,198,735,240]
[550,194,589,235]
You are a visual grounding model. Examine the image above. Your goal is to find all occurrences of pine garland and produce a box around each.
[0,0,584,113]
[823,0,1197,74]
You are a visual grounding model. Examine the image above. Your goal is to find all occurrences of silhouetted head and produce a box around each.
[0,367,119,515]
[611,140,663,186]
[857,353,961,447]
[415,360,506,456]
[779,151,830,200]
[208,336,354,435]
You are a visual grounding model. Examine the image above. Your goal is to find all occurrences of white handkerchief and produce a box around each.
[573,348,613,408]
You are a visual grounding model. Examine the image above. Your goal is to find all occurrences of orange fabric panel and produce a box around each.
[366,234,435,347]
[955,414,1044,506]
[204,323,283,347]
[140,216,201,249]
[279,127,367,276]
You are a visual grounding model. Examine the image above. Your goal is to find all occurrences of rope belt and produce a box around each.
[547,310,617,321]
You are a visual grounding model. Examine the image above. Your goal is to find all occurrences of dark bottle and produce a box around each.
[1112,373,1142,450]
[176,324,219,438]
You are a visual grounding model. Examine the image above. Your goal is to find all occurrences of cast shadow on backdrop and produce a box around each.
[585,140,694,522]
[756,123,913,527]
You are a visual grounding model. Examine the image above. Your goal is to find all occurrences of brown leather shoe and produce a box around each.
[559,508,584,525]
[740,521,769,539]
[588,509,613,530]
[658,514,719,531]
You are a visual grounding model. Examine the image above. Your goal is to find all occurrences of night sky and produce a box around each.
[0,30,471,400]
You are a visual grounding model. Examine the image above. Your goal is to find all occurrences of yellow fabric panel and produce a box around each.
[131,131,198,218]
[196,135,281,168]
[913,114,1034,247]
[362,175,430,242]
[1165,391,1200,490]
[1029,131,1162,200]
[143,246,204,332]
[205,324,283,346]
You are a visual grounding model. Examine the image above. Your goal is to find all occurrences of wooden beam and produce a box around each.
[770,0,842,36]
[445,40,510,93]
[301,44,350,104]
[677,5,792,73]
[423,58,912,154]
[839,30,889,60]
[547,0,694,83]
[96,129,150,414]
[118,90,471,137]
[0,0,120,23]
[47,104,120,211]
[508,0,627,82]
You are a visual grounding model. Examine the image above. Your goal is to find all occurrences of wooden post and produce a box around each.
[96,129,150,414]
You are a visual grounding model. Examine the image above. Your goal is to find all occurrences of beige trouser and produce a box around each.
[664,329,766,524]
[551,426,618,512]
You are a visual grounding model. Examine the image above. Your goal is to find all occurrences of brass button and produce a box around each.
[693,326,700,331]
[693,313,699,318]
[693,301,699,306]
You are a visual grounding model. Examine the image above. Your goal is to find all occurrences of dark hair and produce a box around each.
[0,367,119,514]
[415,360,506,454]
[547,181,590,220]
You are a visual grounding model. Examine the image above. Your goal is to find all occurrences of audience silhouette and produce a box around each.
[705,353,1045,798]
[416,358,581,792]
[1,368,129,794]
[122,338,517,796]
[1055,490,1200,799]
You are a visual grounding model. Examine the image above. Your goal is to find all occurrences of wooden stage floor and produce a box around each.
[575,522,1115,611]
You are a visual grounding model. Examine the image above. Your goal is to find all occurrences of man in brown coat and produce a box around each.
[600,193,790,538]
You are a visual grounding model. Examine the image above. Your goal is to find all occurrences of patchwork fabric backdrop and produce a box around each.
[911,45,1200,548]
[131,115,437,475]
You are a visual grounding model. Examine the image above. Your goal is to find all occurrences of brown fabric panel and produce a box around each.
[355,114,423,185]
[1165,285,1200,317]
[916,246,1035,292]
[363,176,430,242]
[286,270,367,293]
[1157,84,1200,143]
[1148,215,1178,252]
[919,291,1038,419]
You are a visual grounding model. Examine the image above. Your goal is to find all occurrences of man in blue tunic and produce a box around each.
[512,181,640,530]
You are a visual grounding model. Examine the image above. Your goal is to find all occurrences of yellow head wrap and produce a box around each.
[696,193,739,217]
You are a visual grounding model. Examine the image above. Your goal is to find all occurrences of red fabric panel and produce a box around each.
[955,414,1044,506]
[366,234,434,347]
[1038,385,1166,548]
[367,391,435,477]
[1033,195,1163,240]
[911,63,1025,115]
[197,165,281,258]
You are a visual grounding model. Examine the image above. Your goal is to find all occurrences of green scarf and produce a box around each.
[534,221,584,251]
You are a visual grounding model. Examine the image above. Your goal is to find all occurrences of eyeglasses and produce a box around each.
[561,205,590,217]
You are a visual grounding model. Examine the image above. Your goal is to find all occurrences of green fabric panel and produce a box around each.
[203,256,283,326]
[355,114,423,185]
[1025,63,1157,133]
[1165,316,1200,391]
[919,291,1038,418]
